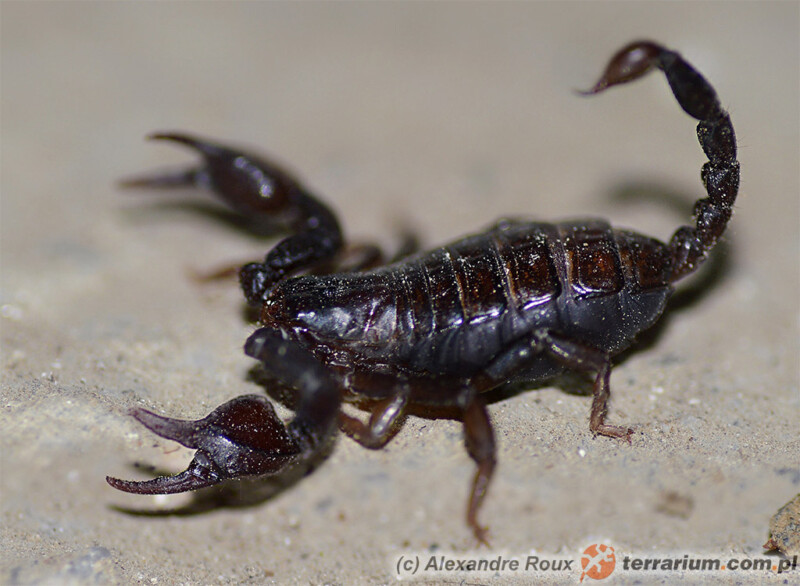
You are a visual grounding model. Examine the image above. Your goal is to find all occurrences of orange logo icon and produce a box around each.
[580,544,616,582]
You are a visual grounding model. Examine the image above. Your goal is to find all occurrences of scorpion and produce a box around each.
[107,41,739,543]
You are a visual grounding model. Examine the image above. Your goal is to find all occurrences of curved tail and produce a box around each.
[582,41,739,282]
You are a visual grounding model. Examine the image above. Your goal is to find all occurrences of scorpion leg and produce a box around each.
[326,243,386,273]
[541,333,631,440]
[121,133,344,304]
[476,329,631,439]
[389,232,421,263]
[107,328,341,494]
[341,383,495,545]
[462,395,496,546]
[317,229,420,274]
[327,231,421,274]
[339,385,410,449]
[434,332,627,538]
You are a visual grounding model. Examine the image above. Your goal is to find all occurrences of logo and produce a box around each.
[580,544,616,582]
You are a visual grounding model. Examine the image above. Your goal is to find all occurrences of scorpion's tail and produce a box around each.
[582,41,739,283]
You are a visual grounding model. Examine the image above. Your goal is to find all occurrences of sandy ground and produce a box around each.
[2,3,798,585]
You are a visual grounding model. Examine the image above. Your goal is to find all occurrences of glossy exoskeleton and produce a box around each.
[107,41,739,543]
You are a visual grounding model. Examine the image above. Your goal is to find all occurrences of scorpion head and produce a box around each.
[240,262,279,306]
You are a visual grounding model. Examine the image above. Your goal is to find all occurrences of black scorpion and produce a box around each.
[107,41,739,543]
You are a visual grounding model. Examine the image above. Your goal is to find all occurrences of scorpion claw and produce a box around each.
[145,132,231,159]
[117,167,202,190]
[116,132,230,191]
[108,395,302,495]
[106,456,221,495]
[129,407,201,447]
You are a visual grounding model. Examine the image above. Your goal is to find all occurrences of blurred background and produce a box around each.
[2,3,798,584]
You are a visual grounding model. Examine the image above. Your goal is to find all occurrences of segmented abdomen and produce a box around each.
[263,219,673,375]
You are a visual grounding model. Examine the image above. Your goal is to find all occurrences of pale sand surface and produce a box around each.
[2,3,798,584]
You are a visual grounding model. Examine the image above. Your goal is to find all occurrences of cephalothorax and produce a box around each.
[108,41,738,543]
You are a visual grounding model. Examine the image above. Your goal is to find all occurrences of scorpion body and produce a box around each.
[262,218,671,391]
[108,41,739,543]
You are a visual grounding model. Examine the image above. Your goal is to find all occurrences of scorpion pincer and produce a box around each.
[107,41,739,544]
